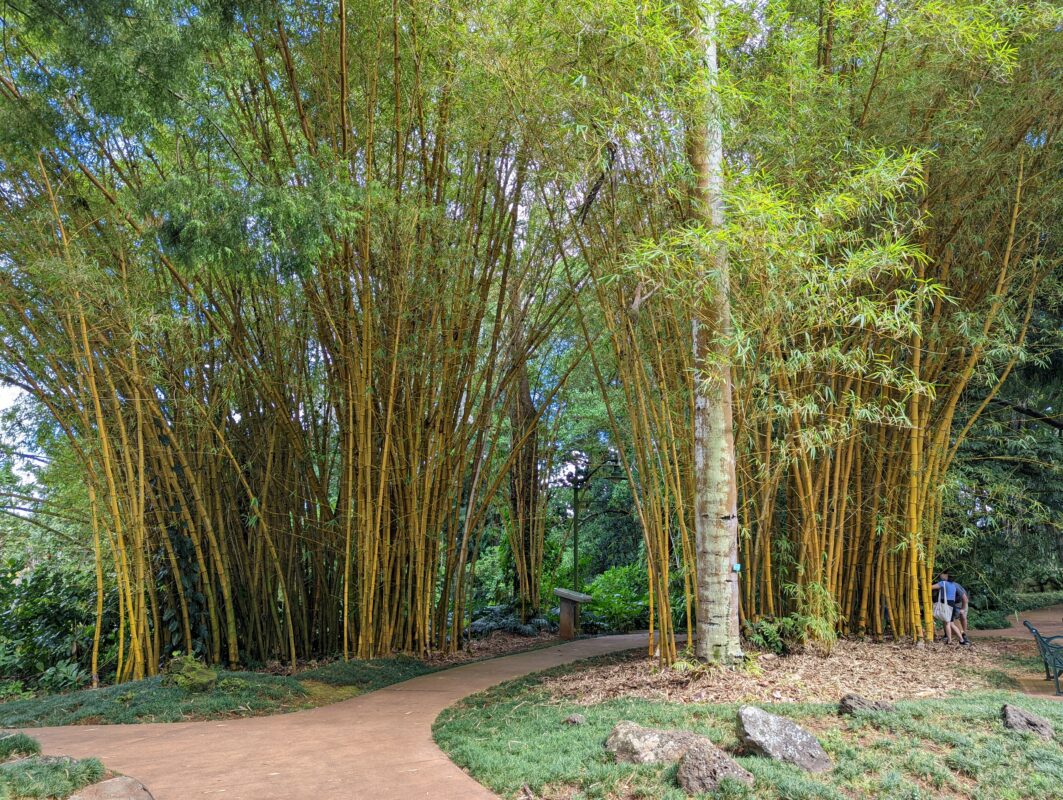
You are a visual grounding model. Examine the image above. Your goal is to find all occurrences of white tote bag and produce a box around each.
[933,594,953,623]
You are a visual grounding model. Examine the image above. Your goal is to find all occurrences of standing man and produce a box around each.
[932,571,971,645]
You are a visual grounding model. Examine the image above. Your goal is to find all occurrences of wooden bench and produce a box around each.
[554,588,593,640]
[1023,620,1063,694]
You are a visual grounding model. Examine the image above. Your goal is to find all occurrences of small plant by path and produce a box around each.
[0,734,103,799]
[434,658,1063,800]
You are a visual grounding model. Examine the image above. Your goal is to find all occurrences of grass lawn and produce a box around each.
[434,653,1063,800]
[0,656,441,727]
[0,734,104,799]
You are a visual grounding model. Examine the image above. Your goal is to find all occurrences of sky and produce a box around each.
[0,384,21,412]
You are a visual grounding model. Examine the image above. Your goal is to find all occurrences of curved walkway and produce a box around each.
[24,634,647,800]
[968,604,1063,640]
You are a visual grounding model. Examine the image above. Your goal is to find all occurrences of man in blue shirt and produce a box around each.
[932,571,970,645]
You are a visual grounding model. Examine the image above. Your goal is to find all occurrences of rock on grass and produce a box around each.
[676,740,754,794]
[838,694,895,715]
[737,706,832,773]
[1001,704,1054,740]
[605,721,712,764]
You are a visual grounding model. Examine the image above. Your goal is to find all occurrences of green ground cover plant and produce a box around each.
[297,656,439,690]
[0,638,570,727]
[0,756,105,800]
[0,735,38,761]
[0,653,453,726]
[434,658,1063,800]
[0,671,306,727]
[0,734,103,800]
[971,592,1063,630]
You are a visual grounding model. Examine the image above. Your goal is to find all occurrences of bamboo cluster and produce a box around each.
[0,2,570,671]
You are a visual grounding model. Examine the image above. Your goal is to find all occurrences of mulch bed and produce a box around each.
[540,638,1038,706]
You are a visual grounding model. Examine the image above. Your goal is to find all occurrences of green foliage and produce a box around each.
[969,592,1063,629]
[586,564,649,633]
[971,610,1014,631]
[435,658,1063,800]
[0,733,39,760]
[745,583,840,654]
[38,661,90,694]
[1019,566,1063,594]
[1015,591,1063,611]
[297,657,439,691]
[0,558,116,690]
[938,313,1063,607]
[743,613,835,656]
[0,670,305,727]
[0,755,105,800]
[0,682,29,702]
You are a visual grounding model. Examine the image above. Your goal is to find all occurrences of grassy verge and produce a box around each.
[973,592,1063,630]
[0,633,567,727]
[0,734,104,799]
[0,671,307,727]
[298,654,438,689]
[0,655,443,727]
[434,655,1063,800]
[1014,591,1063,612]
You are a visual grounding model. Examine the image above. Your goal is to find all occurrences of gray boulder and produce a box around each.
[605,721,712,764]
[676,740,754,795]
[838,694,895,715]
[737,706,832,773]
[69,776,155,800]
[1001,704,1054,740]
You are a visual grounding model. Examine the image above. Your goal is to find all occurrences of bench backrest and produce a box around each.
[1025,620,1063,671]
[1045,641,1063,669]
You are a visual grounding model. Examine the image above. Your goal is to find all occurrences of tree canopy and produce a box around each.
[0,0,1060,683]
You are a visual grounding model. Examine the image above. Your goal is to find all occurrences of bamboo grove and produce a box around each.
[0,0,1061,677]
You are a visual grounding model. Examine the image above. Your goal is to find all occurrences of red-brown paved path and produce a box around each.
[968,604,1063,640]
[25,634,647,800]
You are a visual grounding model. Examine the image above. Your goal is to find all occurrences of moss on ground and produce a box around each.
[433,655,1063,800]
